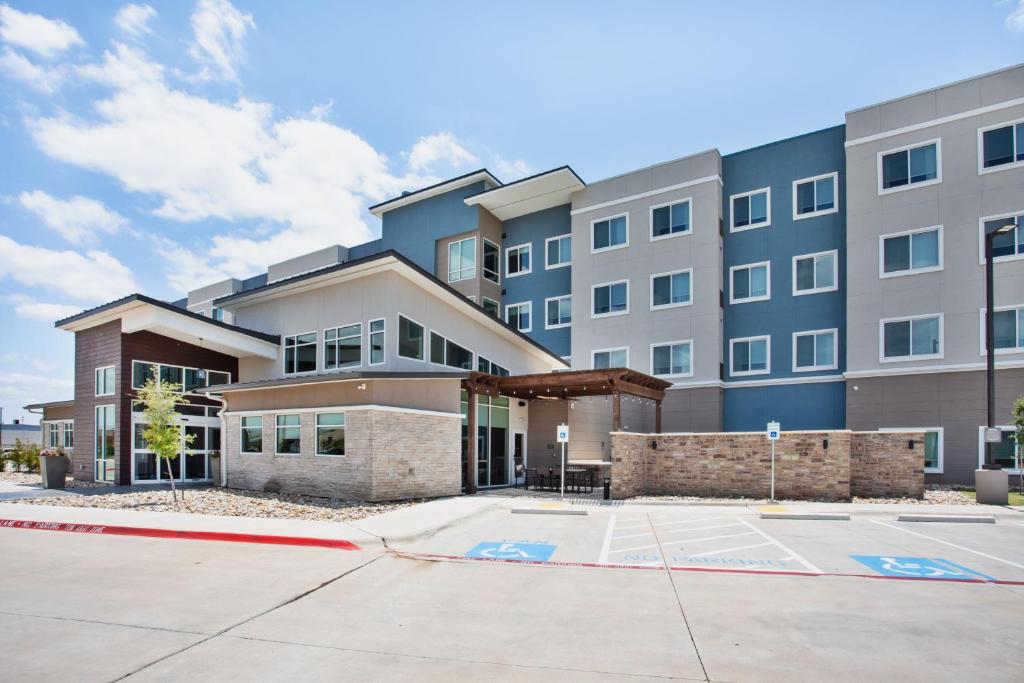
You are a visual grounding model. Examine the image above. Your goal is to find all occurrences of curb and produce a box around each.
[760,512,850,521]
[511,509,588,516]
[896,514,996,524]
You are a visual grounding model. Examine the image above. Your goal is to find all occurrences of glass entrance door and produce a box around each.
[131,405,219,483]
[475,395,510,487]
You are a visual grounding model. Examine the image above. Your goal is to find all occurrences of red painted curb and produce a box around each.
[0,518,360,551]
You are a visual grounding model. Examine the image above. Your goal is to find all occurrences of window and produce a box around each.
[881,314,942,361]
[650,341,692,378]
[981,305,1024,353]
[47,422,59,447]
[979,426,1022,471]
[160,364,183,389]
[325,324,361,370]
[650,199,691,239]
[429,332,474,369]
[545,234,572,269]
[881,427,943,473]
[477,357,510,377]
[95,366,115,396]
[482,298,500,318]
[980,213,1024,263]
[730,188,770,231]
[284,332,317,374]
[447,237,476,282]
[207,370,230,387]
[316,413,345,456]
[880,226,942,277]
[593,347,628,369]
[94,404,115,483]
[544,295,572,330]
[979,119,1024,172]
[592,280,629,317]
[730,336,770,376]
[650,270,692,310]
[483,239,500,283]
[729,262,770,304]
[879,140,940,192]
[592,214,628,252]
[211,307,225,322]
[368,318,385,365]
[505,243,531,277]
[63,422,73,449]
[398,315,425,360]
[793,172,837,219]
[506,302,532,333]
[132,361,155,389]
[240,416,262,454]
[792,329,838,372]
[793,250,837,295]
[275,414,301,455]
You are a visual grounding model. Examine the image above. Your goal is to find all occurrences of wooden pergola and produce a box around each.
[460,368,671,494]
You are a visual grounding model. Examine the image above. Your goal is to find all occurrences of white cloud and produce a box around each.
[0,46,64,92]
[18,190,127,243]
[0,4,83,58]
[1007,0,1024,31]
[492,155,533,181]
[0,368,74,422]
[0,235,137,302]
[406,132,478,172]
[115,4,157,40]
[189,0,254,82]
[5,293,81,322]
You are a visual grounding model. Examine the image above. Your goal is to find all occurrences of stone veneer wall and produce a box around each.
[224,407,461,502]
[611,430,923,500]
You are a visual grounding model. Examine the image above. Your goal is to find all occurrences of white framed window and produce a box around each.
[483,239,500,283]
[881,427,943,474]
[878,139,941,194]
[792,172,838,220]
[506,301,532,333]
[792,329,838,372]
[650,198,692,240]
[545,234,572,269]
[94,404,115,483]
[591,213,629,253]
[978,212,1024,265]
[978,305,1024,355]
[730,187,770,232]
[368,318,385,365]
[482,297,500,318]
[591,279,629,318]
[977,425,1021,473]
[730,335,770,376]
[397,314,425,361]
[792,250,838,295]
[650,340,693,378]
[650,269,692,310]
[729,261,770,304]
[879,313,943,362]
[283,332,318,374]
[978,117,1024,174]
[505,243,532,277]
[429,331,474,369]
[211,307,225,322]
[477,357,510,377]
[275,414,301,455]
[316,412,345,456]
[592,347,628,369]
[447,236,477,282]
[879,226,943,278]
[61,421,73,449]
[240,416,263,454]
[47,422,60,448]
[324,323,361,370]
[95,366,115,396]
[545,295,571,329]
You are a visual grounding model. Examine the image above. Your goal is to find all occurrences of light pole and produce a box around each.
[984,220,1018,468]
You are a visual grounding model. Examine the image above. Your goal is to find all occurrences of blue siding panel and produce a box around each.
[723,382,846,431]
[348,239,382,260]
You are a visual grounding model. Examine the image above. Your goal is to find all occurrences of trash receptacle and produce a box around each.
[210,452,222,487]
[39,450,70,489]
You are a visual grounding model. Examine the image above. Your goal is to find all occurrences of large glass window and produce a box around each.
[651,341,692,377]
[881,227,941,276]
[651,199,691,238]
[207,370,230,387]
[793,251,837,295]
[882,315,942,360]
[160,364,183,389]
[95,366,115,396]
[325,324,361,370]
[793,329,837,371]
[983,427,1021,470]
[793,173,836,218]
[592,215,628,251]
[731,189,769,230]
[987,306,1024,352]
[730,262,770,303]
[240,416,262,454]
[983,214,1024,261]
[593,347,628,369]
[505,244,531,277]
[593,281,628,316]
[545,295,571,329]
[447,237,476,282]
[881,141,938,190]
[132,361,155,389]
[95,404,115,483]
[482,298,500,318]
[546,234,572,268]
[283,333,317,374]
[398,316,424,360]
[477,357,510,377]
[369,319,385,365]
[731,336,769,375]
[981,121,1024,169]
[505,302,531,332]
[651,270,691,309]
[275,415,301,454]
[483,239,500,283]
[316,413,345,456]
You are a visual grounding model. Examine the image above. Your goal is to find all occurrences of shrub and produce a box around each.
[9,439,41,473]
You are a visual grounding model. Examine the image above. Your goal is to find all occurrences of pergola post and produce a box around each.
[612,390,621,432]
[655,399,662,434]
[466,385,477,494]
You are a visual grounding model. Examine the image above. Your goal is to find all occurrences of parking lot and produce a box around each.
[2,500,1024,681]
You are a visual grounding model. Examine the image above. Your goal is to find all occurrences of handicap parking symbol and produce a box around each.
[851,555,995,581]
[466,542,556,562]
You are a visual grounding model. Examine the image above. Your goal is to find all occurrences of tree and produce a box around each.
[135,379,194,503]
[1012,396,1024,495]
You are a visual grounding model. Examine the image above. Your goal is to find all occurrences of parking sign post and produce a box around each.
[557,424,569,499]
[766,421,781,501]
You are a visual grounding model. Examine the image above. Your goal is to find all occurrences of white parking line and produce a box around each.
[613,530,657,540]
[738,518,822,574]
[612,543,660,554]
[690,542,774,558]
[598,514,617,564]
[656,522,744,536]
[870,520,1024,570]
[652,516,731,529]
[676,531,758,545]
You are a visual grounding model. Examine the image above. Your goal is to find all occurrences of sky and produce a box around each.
[0,0,1022,423]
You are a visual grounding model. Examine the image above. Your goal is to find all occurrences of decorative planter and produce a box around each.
[39,453,70,489]
[975,468,1009,505]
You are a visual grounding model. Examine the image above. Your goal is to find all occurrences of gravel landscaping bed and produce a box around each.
[0,471,106,489]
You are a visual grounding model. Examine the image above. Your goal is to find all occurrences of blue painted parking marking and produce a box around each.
[851,555,996,581]
[466,542,556,562]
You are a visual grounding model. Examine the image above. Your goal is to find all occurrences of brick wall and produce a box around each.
[611,430,923,500]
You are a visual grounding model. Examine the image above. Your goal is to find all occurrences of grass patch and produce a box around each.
[960,489,1024,506]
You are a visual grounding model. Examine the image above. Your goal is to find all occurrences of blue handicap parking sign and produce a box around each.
[466,542,557,562]
[851,555,995,581]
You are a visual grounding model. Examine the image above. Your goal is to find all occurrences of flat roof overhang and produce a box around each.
[463,166,585,221]
[23,400,74,411]
[368,169,501,217]
[463,368,671,402]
